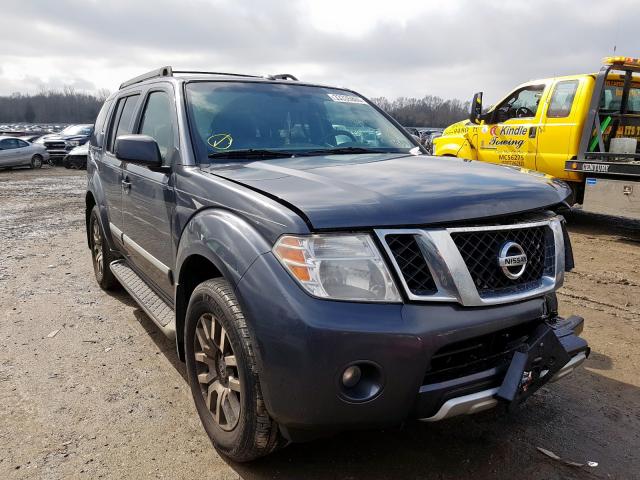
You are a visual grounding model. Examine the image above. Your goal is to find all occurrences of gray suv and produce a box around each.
[86,67,589,462]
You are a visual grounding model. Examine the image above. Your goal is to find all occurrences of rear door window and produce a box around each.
[547,80,579,118]
[107,95,140,153]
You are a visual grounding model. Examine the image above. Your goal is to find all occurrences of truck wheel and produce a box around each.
[31,155,43,169]
[185,279,282,462]
[89,206,119,290]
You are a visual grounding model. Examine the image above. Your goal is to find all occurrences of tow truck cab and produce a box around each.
[434,57,640,219]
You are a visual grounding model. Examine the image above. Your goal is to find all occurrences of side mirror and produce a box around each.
[469,92,483,124]
[115,134,162,167]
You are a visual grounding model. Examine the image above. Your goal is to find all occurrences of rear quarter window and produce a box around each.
[90,99,112,147]
[547,80,579,118]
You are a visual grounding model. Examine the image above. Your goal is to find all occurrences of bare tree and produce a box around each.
[372,95,469,127]
[0,87,109,123]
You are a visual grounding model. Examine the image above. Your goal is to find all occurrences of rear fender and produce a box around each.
[86,164,118,253]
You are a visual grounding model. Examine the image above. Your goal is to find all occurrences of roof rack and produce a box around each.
[119,66,173,90]
[119,67,299,90]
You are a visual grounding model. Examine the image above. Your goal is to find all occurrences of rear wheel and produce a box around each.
[185,279,282,462]
[89,206,119,290]
[30,155,43,169]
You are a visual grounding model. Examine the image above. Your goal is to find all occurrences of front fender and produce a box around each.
[175,208,273,289]
[434,139,477,160]
[174,208,276,360]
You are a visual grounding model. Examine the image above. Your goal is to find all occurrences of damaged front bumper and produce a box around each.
[420,315,589,422]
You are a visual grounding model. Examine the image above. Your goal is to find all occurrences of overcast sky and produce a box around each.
[0,0,637,103]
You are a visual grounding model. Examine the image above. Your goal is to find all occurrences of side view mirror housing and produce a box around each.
[469,92,483,124]
[115,134,162,167]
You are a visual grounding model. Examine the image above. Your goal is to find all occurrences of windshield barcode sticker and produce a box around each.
[327,94,367,104]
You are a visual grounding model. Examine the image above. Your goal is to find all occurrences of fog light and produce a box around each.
[341,365,362,388]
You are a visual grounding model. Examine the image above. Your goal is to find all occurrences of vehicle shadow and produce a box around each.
[228,365,638,480]
[106,293,636,479]
[103,286,187,380]
[132,308,188,383]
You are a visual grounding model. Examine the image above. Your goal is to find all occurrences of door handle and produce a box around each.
[529,126,537,138]
[121,178,131,192]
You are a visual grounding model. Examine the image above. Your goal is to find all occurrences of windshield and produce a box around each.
[185,82,417,161]
[61,125,93,136]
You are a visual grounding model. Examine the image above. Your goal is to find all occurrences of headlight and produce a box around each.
[68,140,80,147]
[273,234,401,302]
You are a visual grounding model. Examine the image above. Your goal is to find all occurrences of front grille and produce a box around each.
[424,320,539,384]
[45,141,66,150]
[385,234,437,295]
[451,226,554,297]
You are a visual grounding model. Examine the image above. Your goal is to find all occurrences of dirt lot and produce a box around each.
[1,167,639,480]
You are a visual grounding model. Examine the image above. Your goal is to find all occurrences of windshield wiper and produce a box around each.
[208,149,296,160]
[300,147,388,155]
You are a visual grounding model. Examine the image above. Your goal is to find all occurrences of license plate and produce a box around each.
[497,323,571,408]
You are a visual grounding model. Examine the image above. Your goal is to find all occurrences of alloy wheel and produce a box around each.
[91,219,104,279]
[194,313,241,431]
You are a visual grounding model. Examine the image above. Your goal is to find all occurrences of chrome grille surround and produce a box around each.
[376,215,565,307]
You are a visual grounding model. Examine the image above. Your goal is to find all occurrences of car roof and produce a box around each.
[0,135,20,141]
[112,74,353,101]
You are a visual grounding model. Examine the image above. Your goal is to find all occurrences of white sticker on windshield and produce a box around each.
[327,93,367,104]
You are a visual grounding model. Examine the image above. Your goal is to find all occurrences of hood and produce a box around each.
[40,133,89,142]
[68,143,89,155]
[203,154,571,230]
[441,119,473,137]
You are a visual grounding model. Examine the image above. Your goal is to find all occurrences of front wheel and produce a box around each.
[31,155,43,169]
[185,279,282,462]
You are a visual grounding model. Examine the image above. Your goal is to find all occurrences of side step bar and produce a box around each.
[110,260,176,340]
[420,352,587,422]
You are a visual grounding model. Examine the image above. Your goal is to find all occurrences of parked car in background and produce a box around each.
[63,143,88,169]
[420,129,444,154]
[0,136,48,169]
[36,124,94,164]
[20,133,46,143]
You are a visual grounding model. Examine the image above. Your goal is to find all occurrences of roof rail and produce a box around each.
[267,73,299,81]
[119,66,173,90]
[119,67,299,90]
[172,70,263,79]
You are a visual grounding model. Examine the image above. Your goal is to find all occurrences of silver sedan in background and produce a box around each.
[0,136,49,169]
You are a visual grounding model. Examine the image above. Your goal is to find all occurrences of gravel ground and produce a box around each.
[0,167,639,480]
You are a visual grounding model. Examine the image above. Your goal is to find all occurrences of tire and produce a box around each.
[185,279,282,462]
[89,206,119,290]
[31,155,43,169]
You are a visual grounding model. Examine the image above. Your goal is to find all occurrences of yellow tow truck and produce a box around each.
[434,56,640,219]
